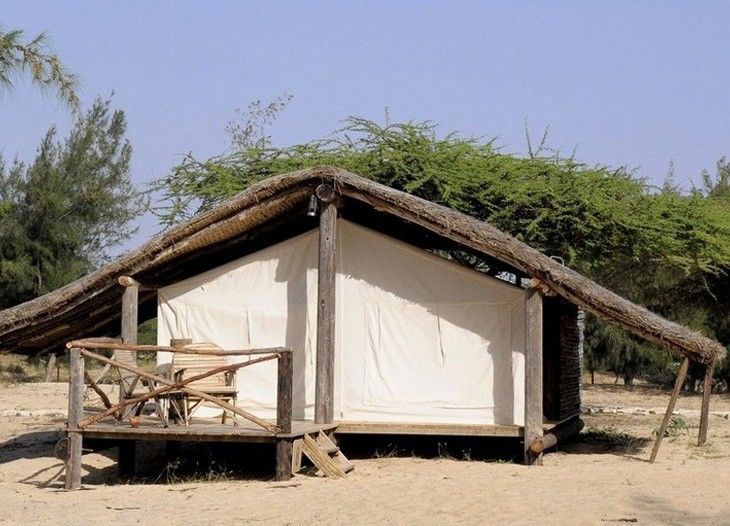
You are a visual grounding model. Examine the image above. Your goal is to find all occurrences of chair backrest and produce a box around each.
[172,343,231,388]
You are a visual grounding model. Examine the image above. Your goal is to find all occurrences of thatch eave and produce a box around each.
[0,166,725,365]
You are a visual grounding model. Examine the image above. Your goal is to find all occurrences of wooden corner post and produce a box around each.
[65,347,84,490]
[315,184,337,425]
[276,350,294,481]
[524,286,544,465]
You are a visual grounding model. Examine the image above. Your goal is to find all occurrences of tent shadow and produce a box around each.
[0,429,64,465]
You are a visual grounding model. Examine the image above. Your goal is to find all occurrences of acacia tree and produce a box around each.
[0,97,146,308]
[0,26,79,111]
[153,99,729,387]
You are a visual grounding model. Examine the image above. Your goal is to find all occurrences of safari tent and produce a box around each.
[0,167,724,482]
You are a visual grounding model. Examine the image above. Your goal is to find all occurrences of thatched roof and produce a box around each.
[0,166,725,365]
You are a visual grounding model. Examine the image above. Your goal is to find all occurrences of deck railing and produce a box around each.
[63,337,293,489]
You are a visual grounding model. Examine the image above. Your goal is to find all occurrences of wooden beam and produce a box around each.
[315,184,337,425]
[118,278,139,404]
[524,287,544,465]
[650,357,690,462]
[65,347,84,490]
[698,363,713,446]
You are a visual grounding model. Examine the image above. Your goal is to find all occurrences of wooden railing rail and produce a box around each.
[64,340,294,489]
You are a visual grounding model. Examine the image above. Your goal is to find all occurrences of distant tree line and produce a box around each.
[153,97,730,391]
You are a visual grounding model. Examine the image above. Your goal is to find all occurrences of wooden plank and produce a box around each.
[315,184,337,425]
[524,287,544,465]
[277,351,293,434]
[65,347,84,490]
[698,363,713,446]
[80,420,337,442]
[275,438,293,481]
[334,421,523,437]
[291,438,303,473]
[650,357,690,462]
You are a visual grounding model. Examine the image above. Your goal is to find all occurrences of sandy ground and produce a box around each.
[0,382,729,526]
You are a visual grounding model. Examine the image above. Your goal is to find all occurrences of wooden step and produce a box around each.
[292,431,354,478]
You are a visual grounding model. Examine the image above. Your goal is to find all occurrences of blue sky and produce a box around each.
[2,2,729,253]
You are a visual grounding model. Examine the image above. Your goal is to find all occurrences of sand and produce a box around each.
[0,382,729,525]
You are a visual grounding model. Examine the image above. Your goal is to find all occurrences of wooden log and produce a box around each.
[315,184,337,425]
[77,349,278,432]
[66,339,288,356]
[524,287,544,465]
[650,357,690,462]
[118,441,136,478]
[119,279,139,404]
[529,416,584,454]
[84,371,114,411]
[277,350,293,435]
[698,363,713,446]
[65,347,84,490]
[45,353,57,382]
[275,438,294,481]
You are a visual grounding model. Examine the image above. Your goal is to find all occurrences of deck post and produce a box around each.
[276,349,294,480]
[698,363,713,446]
[524,287,544,465]
[65,347,84,490]
[119,276,139,405]
[314,184,337,425]
[277,350,293,434]
[275,438,294,481]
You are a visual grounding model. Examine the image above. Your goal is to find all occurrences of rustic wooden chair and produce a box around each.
[167,342,239,426]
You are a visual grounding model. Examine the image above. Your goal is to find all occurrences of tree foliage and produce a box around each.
[0,26,79,111]
[153,99,730,387]
[0,97,146,308]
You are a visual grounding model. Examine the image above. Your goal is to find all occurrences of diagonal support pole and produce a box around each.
[649,357,689,462]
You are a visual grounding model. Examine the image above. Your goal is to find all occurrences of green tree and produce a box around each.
[153,100,730,388]
[0,97,146,308]
[0,26,79,111]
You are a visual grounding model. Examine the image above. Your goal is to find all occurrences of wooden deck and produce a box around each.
[78,418,337,443]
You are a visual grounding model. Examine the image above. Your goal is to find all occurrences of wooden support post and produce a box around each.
[65,347,84,490]
[45,353,57,383]
[277,351,293,434]
[650,357,689,462]
[524,287,544,465]
[315,184,337,425]
[698,363,713,446]
[275,438,294,481]
[118,441,136,478]
[119,277,139,405]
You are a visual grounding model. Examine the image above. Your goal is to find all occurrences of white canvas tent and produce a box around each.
[158,219,526,426]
